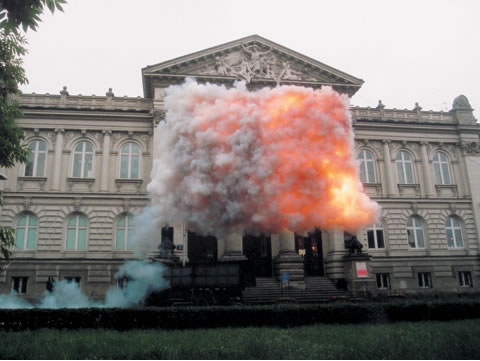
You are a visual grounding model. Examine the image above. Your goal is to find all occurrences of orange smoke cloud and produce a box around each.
[148,79,379,236]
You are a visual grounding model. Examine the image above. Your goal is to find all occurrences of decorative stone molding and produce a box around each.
[115,179,143,193]
[122,198,130,213]
[460,141,480,155]
[66,178,95,192]
[398,184,421,197]
[410,202,419,215]
[23,197,32,211]
[151,109,166,126]
[73,198,82,212]
[449,202,457,215]
[17,176,47,191]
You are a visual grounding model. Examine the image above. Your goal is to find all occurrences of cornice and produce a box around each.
[16,93,152,113]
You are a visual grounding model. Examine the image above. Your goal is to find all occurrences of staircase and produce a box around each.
[242,276,351,304]
[242,277,282,304]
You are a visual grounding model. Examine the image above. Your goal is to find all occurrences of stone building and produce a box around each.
[1,35,479,301]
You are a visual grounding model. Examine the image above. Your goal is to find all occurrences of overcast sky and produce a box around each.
[20,0,480,119]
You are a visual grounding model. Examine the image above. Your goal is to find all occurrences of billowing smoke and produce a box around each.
[148,79,379,237]
[0,261,167,309]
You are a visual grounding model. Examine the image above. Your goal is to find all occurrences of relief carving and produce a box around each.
[460,141,480,155]
[179,42,331,84]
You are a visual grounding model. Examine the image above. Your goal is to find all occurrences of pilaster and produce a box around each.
[51,128,64,191]
[420,141,434,197]
[382,140,397,197]
[100,130,111,192]
[221,231,246,261]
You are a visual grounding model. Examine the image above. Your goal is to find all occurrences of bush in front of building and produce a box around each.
[0,300,480,330]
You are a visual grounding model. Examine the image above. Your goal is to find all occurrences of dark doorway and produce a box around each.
[295,229,324,276]
[242,233,272,277]
[188,231,218,262]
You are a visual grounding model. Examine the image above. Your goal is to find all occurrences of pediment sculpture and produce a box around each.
[210,43,307,84]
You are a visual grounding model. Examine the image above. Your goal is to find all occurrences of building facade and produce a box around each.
[1,35,479,301]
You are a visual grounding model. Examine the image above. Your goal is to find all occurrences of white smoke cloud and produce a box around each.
[148,79,379,237]
[0,261,168,309]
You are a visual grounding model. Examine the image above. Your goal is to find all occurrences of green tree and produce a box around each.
[0,0,66,258]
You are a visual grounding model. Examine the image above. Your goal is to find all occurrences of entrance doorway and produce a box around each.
[295,230,324,276]
[242,233,272,277]
[187,231,218,262]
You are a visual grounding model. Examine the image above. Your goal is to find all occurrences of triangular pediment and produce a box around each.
[142,35,363,98]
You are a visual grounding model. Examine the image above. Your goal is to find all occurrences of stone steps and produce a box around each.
[242,276,351,304]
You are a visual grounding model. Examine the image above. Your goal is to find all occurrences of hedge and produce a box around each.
[0,301,479,331]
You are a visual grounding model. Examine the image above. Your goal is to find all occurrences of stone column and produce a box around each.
[323,230,348,280]
[221,231,246,261]
[278,231,296,254]
[274,231,304,285]
[420,141,434,197]
[100,130,111,192]
[51,128,64,191]
[382,140,397,197]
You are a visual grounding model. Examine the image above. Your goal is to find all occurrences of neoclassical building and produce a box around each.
[1,35,479,301]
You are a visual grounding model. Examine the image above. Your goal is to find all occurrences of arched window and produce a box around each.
[357,150,376,183]
[72,141,94,178]
[15,214,37,249]
[407,216,425,248]
[433,152,452,185]
[66,214,88,250]
[120,143,140,179]
[25,140,47,177]
[367,223,384,249]
[396,151,415,184]
[445,216,463,248]
[116,214,136,250]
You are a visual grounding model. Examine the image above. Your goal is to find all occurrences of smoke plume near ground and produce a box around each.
[0,261,167,309]
[148,79,379,236]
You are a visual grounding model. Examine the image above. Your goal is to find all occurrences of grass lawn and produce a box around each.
[0,319,479,359]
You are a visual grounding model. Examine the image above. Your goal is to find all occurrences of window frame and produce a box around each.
[445,216,464,249]
[119,142,141,179]
[418,272,432,288]
[115,213,136,251]
[71,141,95,178]
[357,149,377,184]
[376,273,390,290]
[407,216,425,249]
[367,223,385,249]
[24,139,47,177]
[396,151,415,184]
[14,214,37,250]
[458,271,473,287]
[11,277,28,294]
[65,214,88,250]
[433,152,452,185]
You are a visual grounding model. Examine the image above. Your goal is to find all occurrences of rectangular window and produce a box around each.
[433,163,442,185]
[459,271,473,287]
[418,272,432,288]
[65,277,81,284]
[131,155,139,178]
[11,277,28,294]
[84,154,93,177]
[397,162,405,184]
[37,152,46,177]
[376,273,390,289]
[66,229,76,249]
[116,229,125,250]
[120,155,129,178]
[25,153,34,176]
[367,229,384,249]
[73,154,82,177]
[15,228,25,249]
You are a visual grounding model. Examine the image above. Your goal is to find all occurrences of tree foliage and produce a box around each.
[0,0,66,259]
